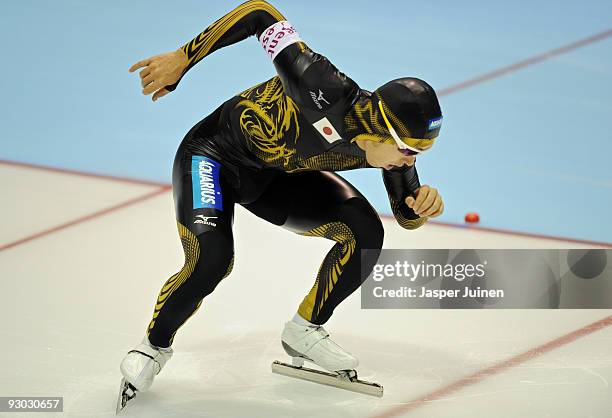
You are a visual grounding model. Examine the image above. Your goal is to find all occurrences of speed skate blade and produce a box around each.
[271,361,383,397]
[115,378,137,415]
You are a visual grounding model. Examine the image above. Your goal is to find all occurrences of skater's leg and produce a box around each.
[119,148,236,400]
[242,170,384,325]
[242,170,383,376]
[245,171,386,392]
[146,150,236,348]
[145,220,234,348]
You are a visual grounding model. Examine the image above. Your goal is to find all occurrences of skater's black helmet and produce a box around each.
[373,77,443,154]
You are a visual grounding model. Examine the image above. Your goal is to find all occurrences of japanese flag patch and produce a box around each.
[312,117,342,143]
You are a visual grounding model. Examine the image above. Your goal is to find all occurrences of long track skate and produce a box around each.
[272,352,383,397]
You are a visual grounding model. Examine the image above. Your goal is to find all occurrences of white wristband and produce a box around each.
[259,20,302,61]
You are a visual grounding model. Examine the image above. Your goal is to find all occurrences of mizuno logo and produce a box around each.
[194,215,218,227]
[310,89,331,110]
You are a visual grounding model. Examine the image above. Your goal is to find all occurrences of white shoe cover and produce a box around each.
[281,321,358,372]
[120,336,173,392]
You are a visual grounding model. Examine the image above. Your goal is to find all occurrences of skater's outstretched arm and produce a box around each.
[165,0,288,91]
[382,164,443,229]
[129,0,305,101]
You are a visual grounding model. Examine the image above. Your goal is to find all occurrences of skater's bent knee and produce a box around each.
[340,199,384,250]
[193,230,234,263]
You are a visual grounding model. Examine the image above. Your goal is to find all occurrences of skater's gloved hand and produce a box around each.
[129,49,188,101]
[406,185,444,218]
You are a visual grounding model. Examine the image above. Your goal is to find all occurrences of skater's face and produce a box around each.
[356,140,418,170]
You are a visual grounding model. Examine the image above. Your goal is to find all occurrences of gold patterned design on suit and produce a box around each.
[389,196,428,230]
[237,77,369,171]
[147,221,200,337]
[297,222,356,321]
[237,77,300,168]
[180,1,285,70]
[345,97,388,135]
[286,152,369,172]
[167,254,235,345]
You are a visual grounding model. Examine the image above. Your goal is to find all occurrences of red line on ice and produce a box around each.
[0,186,171,252]
[379,214,612,248]
[0,158,167,188]
[438,28,612,96]
[370,315,612,418]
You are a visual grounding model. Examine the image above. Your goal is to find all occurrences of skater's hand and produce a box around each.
[129,49,188,101]
[406,185,444,218]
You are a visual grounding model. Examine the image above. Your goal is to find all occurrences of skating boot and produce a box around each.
[272,320,383,397]
[116,336,173,413]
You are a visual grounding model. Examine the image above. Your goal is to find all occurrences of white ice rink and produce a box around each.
[1,162,611,418]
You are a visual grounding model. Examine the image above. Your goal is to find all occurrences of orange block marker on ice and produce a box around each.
[465,213,480,223]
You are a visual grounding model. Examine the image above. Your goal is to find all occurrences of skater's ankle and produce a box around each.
[146,335,171,350]
[291,313,318,328]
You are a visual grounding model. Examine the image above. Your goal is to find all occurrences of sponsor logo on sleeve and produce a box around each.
[191,156,223,211]
[193,215,218,227]
[309,89,331,110]
[259,20,302,61]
